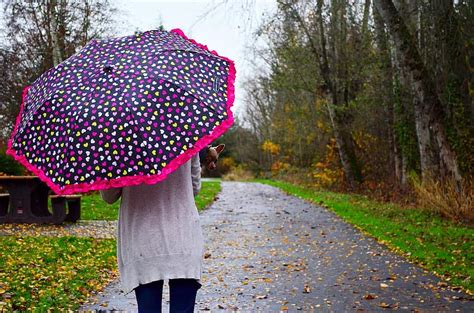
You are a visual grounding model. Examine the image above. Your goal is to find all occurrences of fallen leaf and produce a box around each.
[364,294,377,300]
[378,302,391,308]
[303,284,311,293]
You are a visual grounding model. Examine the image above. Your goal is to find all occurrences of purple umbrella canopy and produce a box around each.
[6,28,236,195]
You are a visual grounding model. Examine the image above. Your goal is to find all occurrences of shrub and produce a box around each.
[410,174,474,223]
[222,164,255,181]
[270,160,290,175]
[0,147,24,176]
[218,156,236,174]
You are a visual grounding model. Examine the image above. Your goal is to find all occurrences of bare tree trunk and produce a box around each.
[374,0,462,186]
[362,0,372,36]
[49,0,62,66]
[321,0,363,189]
[325,100,361,189]
[374,5,405,184]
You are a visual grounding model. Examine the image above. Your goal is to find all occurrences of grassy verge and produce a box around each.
[0,236,116,311]
[194,180,221,212]
[255,178,473,294]
[81,180,222,219]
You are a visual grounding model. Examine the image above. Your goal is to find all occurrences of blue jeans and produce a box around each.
[134,278,202,313]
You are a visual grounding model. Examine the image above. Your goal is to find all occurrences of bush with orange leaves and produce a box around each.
[261,140,281,155]
[218,156,237,174]
[310,138,344,189]
[271,160,290,175]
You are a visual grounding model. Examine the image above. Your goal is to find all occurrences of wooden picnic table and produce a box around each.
[0,176,81,224]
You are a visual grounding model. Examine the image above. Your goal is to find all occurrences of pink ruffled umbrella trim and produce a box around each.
[6,28,236,195]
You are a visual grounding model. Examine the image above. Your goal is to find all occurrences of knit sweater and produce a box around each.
[99,153,204,295]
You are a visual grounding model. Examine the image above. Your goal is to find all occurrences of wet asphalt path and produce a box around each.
[80,181,473,312]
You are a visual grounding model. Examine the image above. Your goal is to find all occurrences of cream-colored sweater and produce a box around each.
[99,153,204,295]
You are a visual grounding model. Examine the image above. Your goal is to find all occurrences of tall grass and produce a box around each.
[410,175,473,223]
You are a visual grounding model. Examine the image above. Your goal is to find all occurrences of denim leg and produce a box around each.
[134,280,164,313]
[169,278,202,313]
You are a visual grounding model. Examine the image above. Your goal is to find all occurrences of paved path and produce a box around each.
[80,182,473,312]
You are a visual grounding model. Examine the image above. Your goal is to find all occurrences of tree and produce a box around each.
[0,0,117,145]
[373,0,462,186]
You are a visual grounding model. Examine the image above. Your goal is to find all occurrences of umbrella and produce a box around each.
[6,28,235,195]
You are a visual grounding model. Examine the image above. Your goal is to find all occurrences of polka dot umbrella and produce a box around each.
[6,28,236,195]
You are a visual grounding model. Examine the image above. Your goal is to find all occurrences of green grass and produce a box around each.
[194,180,221,212]
[0,236,116,311]
[255,178,474,294]
[81,180,222,220]
[80,192,120,220]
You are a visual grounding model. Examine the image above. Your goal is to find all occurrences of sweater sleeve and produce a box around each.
[191,153,202,197]
[100,187,122,204]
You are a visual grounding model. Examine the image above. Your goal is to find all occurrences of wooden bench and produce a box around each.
[0,176,82,224]
[0,193,9,217]
[50,195,81,223]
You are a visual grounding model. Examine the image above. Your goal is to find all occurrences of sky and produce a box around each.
[115,0,277,120]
